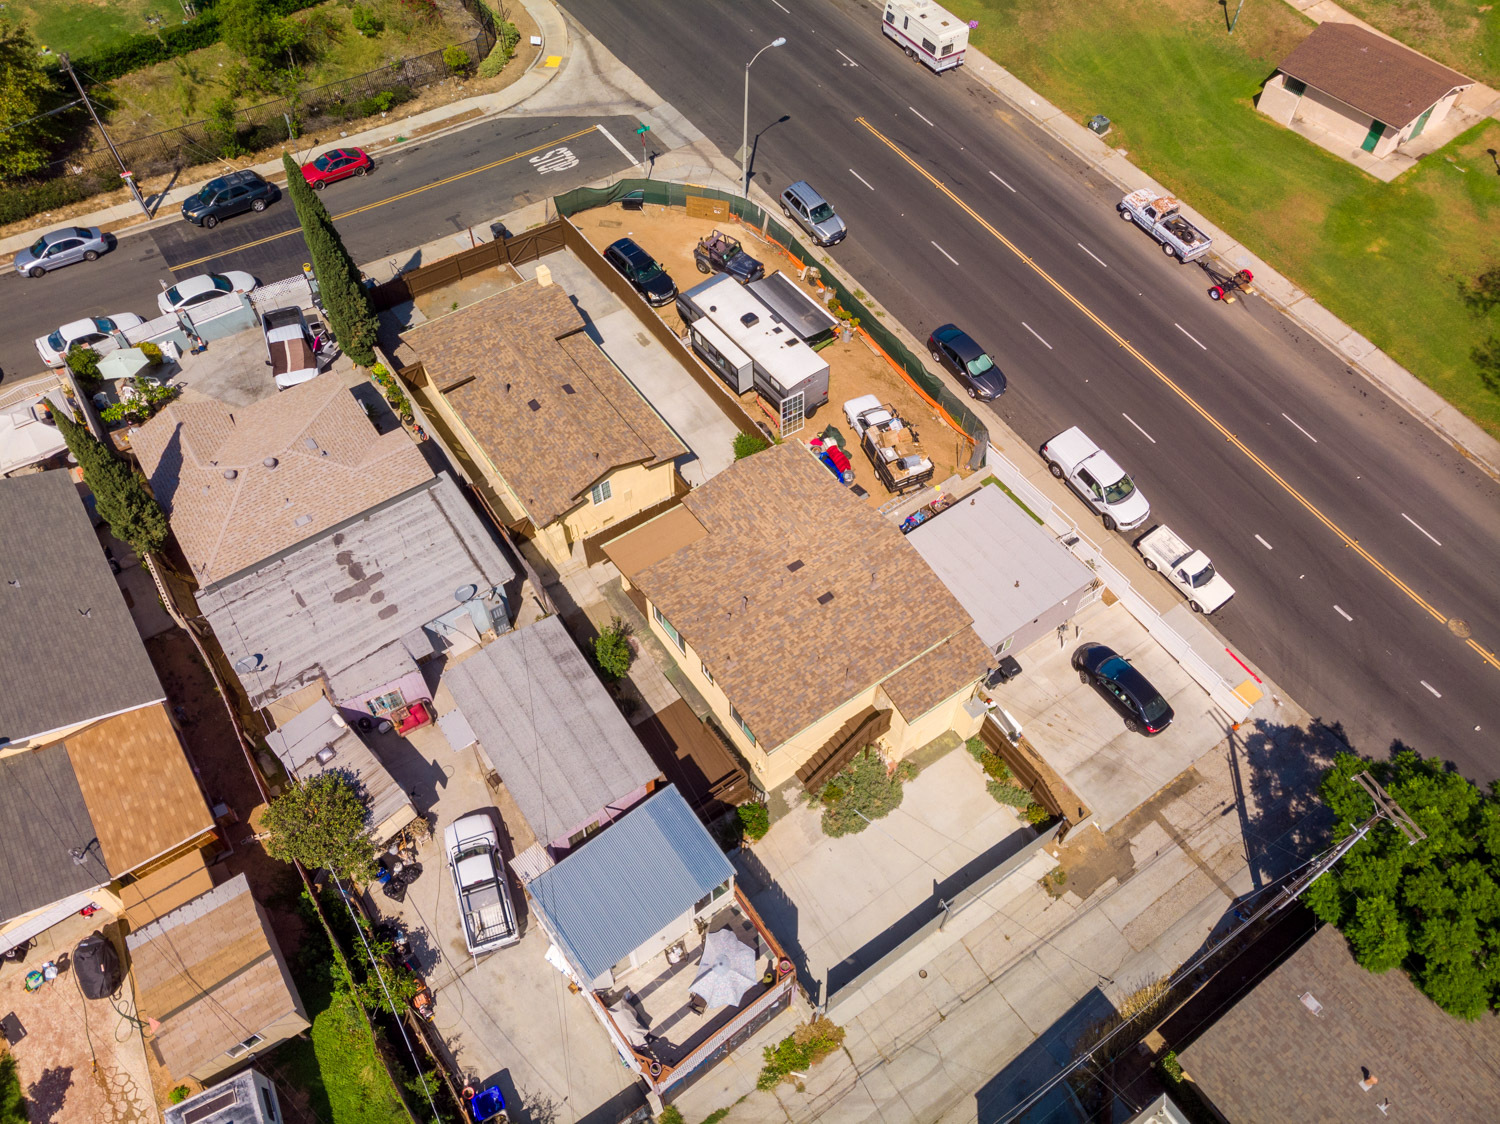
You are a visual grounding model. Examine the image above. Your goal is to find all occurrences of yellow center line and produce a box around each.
[168,127,597,272]
[855,116,1500,674]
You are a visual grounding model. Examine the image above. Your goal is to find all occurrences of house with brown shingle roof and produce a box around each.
[1258,21,1472,165]
[127,873,308,1084]
[399,278,687,569]
[605,442,992,792]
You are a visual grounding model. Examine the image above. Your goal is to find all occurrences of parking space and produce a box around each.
[985,599,1230,830]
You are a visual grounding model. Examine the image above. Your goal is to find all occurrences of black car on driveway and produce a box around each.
[604,238,676,307]
[180,169,280,228]
[1073,642,1174,735]
[927,324,1006,400]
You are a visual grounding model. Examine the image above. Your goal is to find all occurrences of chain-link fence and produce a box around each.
[554,180,990,469]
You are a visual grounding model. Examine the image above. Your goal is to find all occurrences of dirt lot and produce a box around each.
[570,204,965,504]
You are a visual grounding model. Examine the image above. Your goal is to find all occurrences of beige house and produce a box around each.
[1258,22,1471,161]
[399,279,687,569]
[606,442,992,792]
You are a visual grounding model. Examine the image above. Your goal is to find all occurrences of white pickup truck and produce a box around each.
[1135,524,1235,613]
[444,812,520,955]
[1118,189,1212,263]
[1041,426,1151,532]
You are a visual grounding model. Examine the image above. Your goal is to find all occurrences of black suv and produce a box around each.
[928,324,1006,400]
[604,238,676,307]
[180,170,280,228]
[1073,643,1174,736]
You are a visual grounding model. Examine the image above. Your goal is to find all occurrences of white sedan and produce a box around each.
[35,315,146,369]
[157,270,257,316]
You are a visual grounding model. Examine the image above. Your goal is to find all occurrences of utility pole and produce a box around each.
[59,53,152,220]
[1228,0,1248,33]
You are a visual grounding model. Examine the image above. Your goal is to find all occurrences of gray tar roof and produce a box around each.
[0,743,112,923]
[201,474,517,708]
[443,614,660,841]
[526,785,733,983]
[906,485,1095,651]
[0,471,163,744]
[164,1069,278,1124]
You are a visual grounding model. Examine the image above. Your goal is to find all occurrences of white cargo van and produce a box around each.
[882,0,968,73]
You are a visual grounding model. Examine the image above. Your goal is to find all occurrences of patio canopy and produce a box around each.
[97,347,153,382]
[690,927,758,1009]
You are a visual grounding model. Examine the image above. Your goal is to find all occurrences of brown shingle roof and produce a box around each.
[879,630,991,721]
[1277,21,1471,127]
[608,442,980,749]
[407,281,685,526]
[132,377,433,585]
[127,874,305,1078]
[64,703,214,874]
[1181,924,1500,1123]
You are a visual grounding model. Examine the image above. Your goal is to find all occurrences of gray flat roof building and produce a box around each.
[0,471,163,746]
[907,485,1097,658]
[444,614,660,850]
[164,1069,283,1124]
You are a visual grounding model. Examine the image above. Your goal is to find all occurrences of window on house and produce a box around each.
[224,1033,264,1058]
[730,704,755,745]
[591,479,613,505]
[654,605,684,651]
[701,661,715,685]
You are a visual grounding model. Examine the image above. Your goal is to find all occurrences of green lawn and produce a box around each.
[4,0,187,59]
[1339,0,1500,87]
[954,0,1500,437]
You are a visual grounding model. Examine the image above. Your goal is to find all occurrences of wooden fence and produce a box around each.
[369,221,568,309]
[979,715,1091,832]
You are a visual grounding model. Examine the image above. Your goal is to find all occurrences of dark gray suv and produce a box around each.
[180,170,280,228]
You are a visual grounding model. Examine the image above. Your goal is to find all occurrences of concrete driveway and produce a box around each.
[734,745,1033,1003]
[985,600,1231,830]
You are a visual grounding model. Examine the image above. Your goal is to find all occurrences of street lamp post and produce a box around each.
[742,37,787,198]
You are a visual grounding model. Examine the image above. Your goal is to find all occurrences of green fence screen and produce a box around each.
[554,180,988,470]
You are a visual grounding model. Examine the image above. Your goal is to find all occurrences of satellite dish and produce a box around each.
[234,654,263,674]
[454,584,478,602]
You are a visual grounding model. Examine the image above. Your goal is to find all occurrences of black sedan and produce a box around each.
[604,238,676,307]
[1072,643,1174,736]
[928,324,1006,400]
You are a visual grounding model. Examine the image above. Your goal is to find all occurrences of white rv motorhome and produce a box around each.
[882,0,968,73]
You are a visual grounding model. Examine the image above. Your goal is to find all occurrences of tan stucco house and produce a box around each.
[399,279,687,569]
[1258,22,1472,161]
[606,442,992,793]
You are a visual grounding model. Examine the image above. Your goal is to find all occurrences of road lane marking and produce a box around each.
[529,146,579,173]
[1122,413,1156,444]
[1334,605,1353,621]
[909,106,936,127]
[1255,534,1274,550]
[595,123,638,165]
[852,115,1499,671]
[1078,243,1108,268]
[1421,680,1442,698]
[1401,513,1442,546]
[1281,413,1318,443]
[1022,322,1052,350]
[168,126,598,270]
[849,168,875,190]
[836,49,860,67]
[769,0,790,10]
[931,241,960,266]
[989,171,1016,192]
[1174,322,1206,350]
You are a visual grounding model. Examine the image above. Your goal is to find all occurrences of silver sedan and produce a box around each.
[14,226,111,278]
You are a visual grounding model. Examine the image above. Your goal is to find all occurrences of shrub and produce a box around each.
[168,1086,191,1105]
[477,19,521,78]
[820,750,912,838]
[737,802,769,842]
[443,45,471,74]
[1158,1050,1183,1084]
[138,341,163,366]
[0,173,102,226]
[757,1017,846,1090]
[593,617,633,680]
[1022,802,1051,826]
[204,95,245,159]
[351,4,384,35]
[987,779,1033,808]
[65,345,102,383]
[733,432,770,460]
[655,1109,685,1124]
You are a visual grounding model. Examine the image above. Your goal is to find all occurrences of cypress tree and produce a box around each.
[282,152,379,367]
[53,405,169,557]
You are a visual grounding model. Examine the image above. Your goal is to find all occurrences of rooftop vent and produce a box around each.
[528,399,541,412]
[222,469,237,480]
[1299,992,1324,1017]
[295,514,313,526]
[786,560,804,572]
[773,326,783,334]
[562,383,576,395]
[740,312,759,327]
[304,437,319,451]
[315,745,338,765]
[263,457,278,469]
[817,591,834,605]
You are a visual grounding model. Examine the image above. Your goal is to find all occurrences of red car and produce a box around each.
[301,147,373,189]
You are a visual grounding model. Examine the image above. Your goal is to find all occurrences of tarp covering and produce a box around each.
[73,931,121,1000]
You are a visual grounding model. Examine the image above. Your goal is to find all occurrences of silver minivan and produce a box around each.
[780,181,846,246]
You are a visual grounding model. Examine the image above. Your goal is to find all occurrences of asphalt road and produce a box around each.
[555,0,1500,777]
[0,113,643,384]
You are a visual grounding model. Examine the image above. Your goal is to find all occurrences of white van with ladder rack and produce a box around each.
[882,0,968,73]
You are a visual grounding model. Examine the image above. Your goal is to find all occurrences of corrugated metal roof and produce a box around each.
[907,485,1095,651]
[443,614,659,842]
[526,786,733,983]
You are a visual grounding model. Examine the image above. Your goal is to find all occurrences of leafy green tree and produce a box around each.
[53,404,170,557]
[1308,748,1500,1020]
[0,19,58,178]
[282,151,379,366]
[593,617,633,680]
[262,771,376,879]
[218,0,306,71]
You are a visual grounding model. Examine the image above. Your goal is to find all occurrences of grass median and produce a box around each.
[953,0,1500,438]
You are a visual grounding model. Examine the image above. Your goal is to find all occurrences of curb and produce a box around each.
[958,49,1500,481]
[0,0,573,262]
